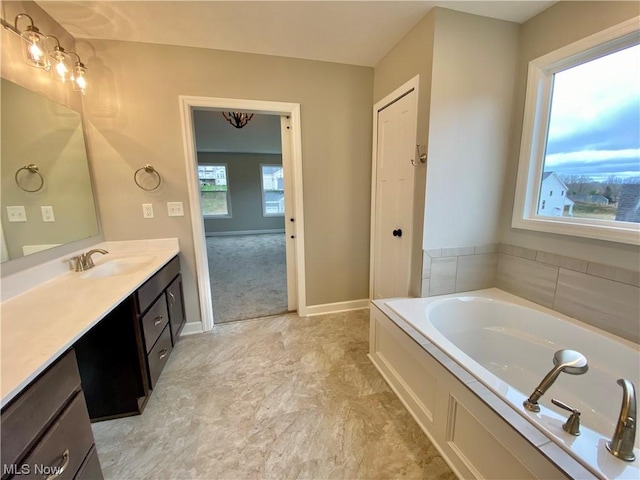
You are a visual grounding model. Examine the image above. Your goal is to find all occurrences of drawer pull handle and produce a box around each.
[45,449,69,480]
[169,291,176,305]
[154,316,164,326]
[158,348,169,359]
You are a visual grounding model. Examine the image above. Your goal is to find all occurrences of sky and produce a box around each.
[544,43,640,182]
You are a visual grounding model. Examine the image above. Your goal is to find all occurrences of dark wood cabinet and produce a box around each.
[1,350,103,480]
[74,255,186,421]
[167,275,186,344]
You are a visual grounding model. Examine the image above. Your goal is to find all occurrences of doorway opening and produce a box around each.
[194,112,286,323]
[180,96,306,332]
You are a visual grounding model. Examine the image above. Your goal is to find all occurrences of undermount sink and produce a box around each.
[80,256,155,279]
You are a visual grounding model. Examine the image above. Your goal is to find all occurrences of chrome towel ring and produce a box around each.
[134,164,162,191]
[15,164,45,192]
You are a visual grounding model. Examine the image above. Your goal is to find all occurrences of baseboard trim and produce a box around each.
[205,229,285,237]
[180,321,204,336]
[303,299,369,317]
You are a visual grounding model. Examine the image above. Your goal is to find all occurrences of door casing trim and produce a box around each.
[179,96,307,331]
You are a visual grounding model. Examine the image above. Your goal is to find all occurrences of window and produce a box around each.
[261,165,284,216]
[513,19,640,245]
[198,165,231,217]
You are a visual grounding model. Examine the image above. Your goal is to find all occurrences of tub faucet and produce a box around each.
[71,249,108,272]
[606,378,636,462]
[523,350,588,412]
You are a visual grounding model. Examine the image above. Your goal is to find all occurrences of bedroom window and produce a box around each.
[512,19,639,244]
[261,165,285,216]
[198,165,231,217]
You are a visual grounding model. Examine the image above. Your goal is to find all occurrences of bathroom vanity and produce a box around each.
[1,239,184,476]
[74,256,186,420]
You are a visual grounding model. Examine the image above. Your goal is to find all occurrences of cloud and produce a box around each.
[543,43,640,181]
[545,148,640,180]
[546,99,640,155]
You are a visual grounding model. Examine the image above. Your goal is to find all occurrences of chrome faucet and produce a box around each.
[71,249,108,272]
[607,378,636,462]
[523,350,589,412]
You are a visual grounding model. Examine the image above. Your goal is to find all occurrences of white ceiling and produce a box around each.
[37,1,555,67]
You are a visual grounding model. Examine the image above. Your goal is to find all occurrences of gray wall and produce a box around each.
[424,9,518,250]
[79,39,373,325]
[500,1,640,269]
[200,153,285,234]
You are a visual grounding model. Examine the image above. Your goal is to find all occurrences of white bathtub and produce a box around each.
[385,288,640,480]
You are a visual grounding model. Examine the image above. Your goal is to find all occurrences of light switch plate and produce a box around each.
[167,202,184,217]
[7,206,27,222]
[41,206,55,222]
[142,203,154,218]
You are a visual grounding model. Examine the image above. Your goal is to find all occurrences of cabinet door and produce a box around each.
[166,275,186,344]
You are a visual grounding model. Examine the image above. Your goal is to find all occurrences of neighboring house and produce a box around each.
[568,194,609,206]
[539,172,574,217]
[615,184,640,223]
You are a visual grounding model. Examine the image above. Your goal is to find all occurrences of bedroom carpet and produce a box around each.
[207,233,288,323]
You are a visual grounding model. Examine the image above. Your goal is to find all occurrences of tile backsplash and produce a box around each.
[421,244,498,297]
[421,243,640,344]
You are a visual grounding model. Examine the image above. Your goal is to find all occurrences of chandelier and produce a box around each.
[222,112,254,129]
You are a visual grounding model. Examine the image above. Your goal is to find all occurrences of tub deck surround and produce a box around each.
[372,288,640,480]
[0,239,180,408]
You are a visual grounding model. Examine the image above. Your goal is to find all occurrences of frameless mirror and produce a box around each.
[1,78,99,262]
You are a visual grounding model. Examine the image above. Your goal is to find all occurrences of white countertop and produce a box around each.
[0,239,180,408]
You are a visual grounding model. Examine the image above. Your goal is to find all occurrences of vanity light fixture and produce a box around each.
[47,35,70,83]
[2,13,89,94]
[222,112,254,129]
[14,14,49,69]
[69,52,88,94]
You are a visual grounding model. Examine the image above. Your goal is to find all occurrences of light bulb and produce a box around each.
[51,50,69,82]
[20,27,49,70]
[73,63,87,94]
[28,41,43,61]
[55,61,68,79]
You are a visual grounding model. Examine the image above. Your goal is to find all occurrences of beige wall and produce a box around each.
[373,10,435,296]
[500,1,640,268]
[425,9,518,250]
[79,39,373,324]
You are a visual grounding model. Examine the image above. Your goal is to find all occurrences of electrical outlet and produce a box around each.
[167,202,184,217]
[142,203,154,218]
[41,206,55,222]
[7,206,27,222]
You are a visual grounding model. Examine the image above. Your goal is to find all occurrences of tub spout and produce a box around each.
[523,349,588,412]
[606,378,636,462]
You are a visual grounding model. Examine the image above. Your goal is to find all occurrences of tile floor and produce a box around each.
[92,310,457,479]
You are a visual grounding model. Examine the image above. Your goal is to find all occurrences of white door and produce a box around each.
[372,89,418,299]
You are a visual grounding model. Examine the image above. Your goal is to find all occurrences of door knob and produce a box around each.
[392,229,403,237]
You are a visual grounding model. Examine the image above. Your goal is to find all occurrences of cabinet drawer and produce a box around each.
[18,392,94,480]
[135,256,180,314]
[74,446,103,480]
[141,294,169,353]
[147,325,172,390]
[1,350,81,469]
